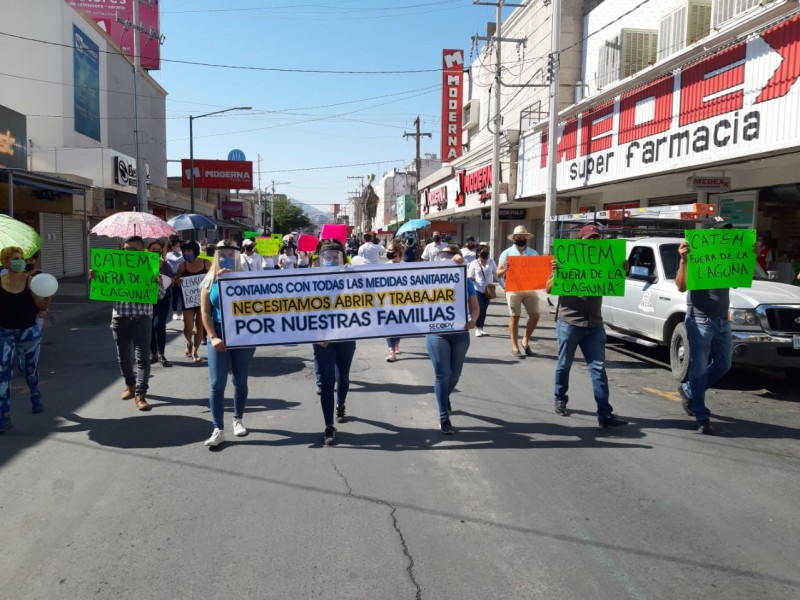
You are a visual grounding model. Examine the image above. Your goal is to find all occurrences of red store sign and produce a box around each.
[441,49,464,163]
[456,164,493,206]
[423,186,448,214]
[181,159,253,190]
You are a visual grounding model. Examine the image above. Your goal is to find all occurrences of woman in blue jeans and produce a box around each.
[313,239,357,445]
[426,248,479,434]
[199,240,256,447]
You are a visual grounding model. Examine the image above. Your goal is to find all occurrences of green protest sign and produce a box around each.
[685,229,756,290]
[90,248,160,303]
[551,239,627,296]
[243,231,258,239]
[255,234,283,256]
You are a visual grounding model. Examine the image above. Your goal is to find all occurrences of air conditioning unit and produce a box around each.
[658,0,712,61]
[463,98,480,131]
[598,28,658,88]
[712,0,773,29]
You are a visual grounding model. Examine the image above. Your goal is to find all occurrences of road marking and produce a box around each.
[644,387,680,402]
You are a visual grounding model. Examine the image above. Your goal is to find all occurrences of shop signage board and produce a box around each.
[441,49,464,162]
[688,176,732,191]
[73,25,100,141]
[456,164,492,206]
[715,191,758,228]
[180,159,254,189]
[222,200,245,218]
[480,208,525,221]
[519,15,800,195]
[65,0,161,70]
[218,262,469,347]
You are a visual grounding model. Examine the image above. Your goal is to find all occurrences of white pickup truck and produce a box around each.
[599,237,800,382]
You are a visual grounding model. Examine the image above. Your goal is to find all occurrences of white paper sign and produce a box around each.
[181,273,205,310]
[218,262,469,348]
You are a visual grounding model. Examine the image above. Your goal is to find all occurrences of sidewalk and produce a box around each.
[45,275,108,326]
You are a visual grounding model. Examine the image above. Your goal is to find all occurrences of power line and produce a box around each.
[261,160,406,174]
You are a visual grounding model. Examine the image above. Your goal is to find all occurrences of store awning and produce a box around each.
[0,168,92,195]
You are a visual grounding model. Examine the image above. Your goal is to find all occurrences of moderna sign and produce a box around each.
[441,49,464,162]
[181,159,253,189]
[519,15,800,195]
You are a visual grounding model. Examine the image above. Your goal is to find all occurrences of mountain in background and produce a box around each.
[290,198,332,226]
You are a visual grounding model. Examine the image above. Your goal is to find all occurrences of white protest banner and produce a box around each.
[218,262,469,348]
[181,274,205,309]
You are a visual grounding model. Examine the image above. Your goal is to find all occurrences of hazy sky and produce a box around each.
[154,0,502,213]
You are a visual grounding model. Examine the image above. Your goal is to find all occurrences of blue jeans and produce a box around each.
[111,316,152,396]
[386,337,400,349]
[0,325,42,414]
[426,331,470,421]
[207,335,256,430]
[683,313,732,422]
[476,291,490,328]
[313,341,356,427]
[554,321,612,418]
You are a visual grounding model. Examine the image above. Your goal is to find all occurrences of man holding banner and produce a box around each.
[496,226,541,359]
[546,225,629,429]
[675,217,745,436]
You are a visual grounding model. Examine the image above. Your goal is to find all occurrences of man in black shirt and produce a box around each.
[675,217,734,435]
[545,225,628,428]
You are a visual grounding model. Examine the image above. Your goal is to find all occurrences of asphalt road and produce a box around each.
[1,299,798,599]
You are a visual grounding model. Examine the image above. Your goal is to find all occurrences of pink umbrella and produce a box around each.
[92,211,177,239]
[297,233,319,253]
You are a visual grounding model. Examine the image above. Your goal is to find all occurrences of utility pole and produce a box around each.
[474,0,527,260]
[347,175,366,232]
[403,116,432,220]
[270,180,290,233]
[543,0,561,255]
[257,154,264,232]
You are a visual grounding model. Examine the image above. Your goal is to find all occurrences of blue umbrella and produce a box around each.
[167,213,217,231]
[397,218,431,235]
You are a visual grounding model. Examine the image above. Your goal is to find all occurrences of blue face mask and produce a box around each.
[219,256,236,270]
[10,258,26,273]
[184,253,195,261]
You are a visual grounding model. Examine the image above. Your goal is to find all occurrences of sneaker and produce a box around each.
[0,414,12,433]
[678,384,694,416]
[323,426,337,446]
[173,313,182,321]
[440,419,455,435]
[316,386,321,396]
[336,405,346,423]
[598,415,629,428]
[394,344,400,355]
[696,419,715,435]
[31,395,44,414]
[554,400,569,416]
[160,355,172,367]
[475,328,485,337]
[204,428,225,447]
[232,419,247,437]
[479,328,489,336]
[386,350,397,362]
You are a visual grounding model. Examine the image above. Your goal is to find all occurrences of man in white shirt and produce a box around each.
[460,236,477,264]
[239,239,264,271]
[421,231,448,261]
[357,232,386,264]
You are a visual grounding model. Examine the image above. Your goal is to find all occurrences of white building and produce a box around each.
[0,0,169,277]
[517,0,800,278]
[372,155,441,236]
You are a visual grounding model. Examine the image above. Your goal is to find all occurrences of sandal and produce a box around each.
[185,341,192,357]
[192,352,202,362]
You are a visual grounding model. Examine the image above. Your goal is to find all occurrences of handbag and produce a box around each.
[485,283,497,299]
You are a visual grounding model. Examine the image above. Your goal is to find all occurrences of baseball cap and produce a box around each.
[580,224,601,239]
[242,238,255,247]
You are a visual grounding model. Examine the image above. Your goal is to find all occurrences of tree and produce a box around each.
[270,195,311,234]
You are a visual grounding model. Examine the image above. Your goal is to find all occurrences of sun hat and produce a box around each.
[507,225,534,241]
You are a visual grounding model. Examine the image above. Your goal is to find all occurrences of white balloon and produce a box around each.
[30,273,59,298]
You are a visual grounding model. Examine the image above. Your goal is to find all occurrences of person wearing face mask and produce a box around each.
[384,239,405,361]
[312,239,356,445]
[239,238,264,271]
[278,245,298,269]
[199,240,256,447]
[421,230,449,261]
[0,246,52,429]
[165,239,184,321]
[176,240,212,362]
[467,244,498,337]
[147,240,174,367]
[403,234,418,262]
[460,237,478,264]
[496,225,542,359]
[90,236,164,412]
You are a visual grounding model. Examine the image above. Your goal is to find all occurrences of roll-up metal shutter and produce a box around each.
[89,234,122,251]
[40,213,65,279]
[63,217,85,277]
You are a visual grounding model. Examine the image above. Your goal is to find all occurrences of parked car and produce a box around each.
[591,237,800,382]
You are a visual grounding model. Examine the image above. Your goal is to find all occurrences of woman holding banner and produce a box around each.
[199,240,256,447]
[176,241,211,362]
[426,246,479,434]
[147,240,174,367]
[312,239,356,446]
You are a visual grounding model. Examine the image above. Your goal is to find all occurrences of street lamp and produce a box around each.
[189,106,252,239]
